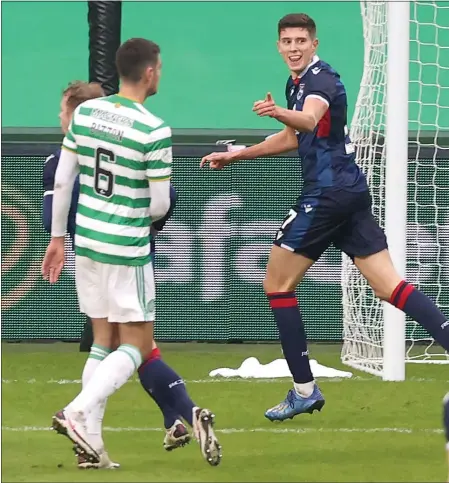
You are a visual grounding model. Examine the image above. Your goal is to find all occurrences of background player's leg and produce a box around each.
[136,240,190,449]
[139,347,194,425]
[79,316,94,352]
[263,245,324,421]
[354,250,449,351]
[138,347,180,429]
[138,346,192,450]
[114,323,221,465]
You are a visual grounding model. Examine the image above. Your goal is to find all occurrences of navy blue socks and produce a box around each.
[267,292,314,384]
[390,281,449,351]
[138,348,196,427]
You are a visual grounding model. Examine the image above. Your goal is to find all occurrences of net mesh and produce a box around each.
[342,1,449,376]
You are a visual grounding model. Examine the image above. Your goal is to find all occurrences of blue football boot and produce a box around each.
[265,385,325,422]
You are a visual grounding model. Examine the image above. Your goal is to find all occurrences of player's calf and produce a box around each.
[355,250,449,352]
[138,347,192,451]
[264,246,321,403]
[138,348,196,427]
[388,280,449,351]
[77,341,119,468]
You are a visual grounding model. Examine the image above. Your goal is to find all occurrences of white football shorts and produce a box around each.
[75,255,155,323]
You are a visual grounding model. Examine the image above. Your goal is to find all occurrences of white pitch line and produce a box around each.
[1,426,443,435]
[2,376,447,384]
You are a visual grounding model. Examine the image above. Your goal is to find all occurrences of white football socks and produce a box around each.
[81,344,111,452]
[68,344,142,419]
[82,344,111,385]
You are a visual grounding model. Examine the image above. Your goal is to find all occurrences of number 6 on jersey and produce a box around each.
[94,147,115,198]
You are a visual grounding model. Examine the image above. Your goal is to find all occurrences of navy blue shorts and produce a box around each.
[273,189,388,261]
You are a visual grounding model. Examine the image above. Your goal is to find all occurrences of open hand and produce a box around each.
[42,238,65,284]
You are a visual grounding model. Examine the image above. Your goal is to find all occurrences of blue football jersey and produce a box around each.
[285,56,368,194]
[42,149,79,241]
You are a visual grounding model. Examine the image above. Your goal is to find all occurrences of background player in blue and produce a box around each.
[43,81,200,467]
[201,13,449,421]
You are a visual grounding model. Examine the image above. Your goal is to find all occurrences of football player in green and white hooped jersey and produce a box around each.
[42,38,221,467]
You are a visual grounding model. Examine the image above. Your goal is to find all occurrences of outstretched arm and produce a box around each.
[200,127,298,169]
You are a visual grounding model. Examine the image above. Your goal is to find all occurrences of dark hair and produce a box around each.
[63,81,105,109]
[115,38,161,83]
[278,13,317,38]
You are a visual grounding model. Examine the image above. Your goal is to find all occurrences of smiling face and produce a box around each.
[278,27,318,75]
[276,13,318,76]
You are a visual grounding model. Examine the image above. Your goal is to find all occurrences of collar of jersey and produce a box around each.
[293,55,321,84]
[114,93,141,106]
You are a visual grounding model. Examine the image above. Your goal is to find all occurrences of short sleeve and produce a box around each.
[144,125,173,182]
[306,71,338,107]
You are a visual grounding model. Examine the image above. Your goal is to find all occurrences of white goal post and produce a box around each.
[342,1,449,380]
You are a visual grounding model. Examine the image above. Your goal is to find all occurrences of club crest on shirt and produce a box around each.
[297,84,305,101]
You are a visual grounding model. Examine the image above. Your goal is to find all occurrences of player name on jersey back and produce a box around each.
[63,95,172,267]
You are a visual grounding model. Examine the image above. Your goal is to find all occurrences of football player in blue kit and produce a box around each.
[201,13,449,421]
[43,81,201,467]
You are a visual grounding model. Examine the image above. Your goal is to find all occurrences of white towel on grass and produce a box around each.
[209,357,353,379]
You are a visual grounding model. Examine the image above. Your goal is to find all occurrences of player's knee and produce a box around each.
[370,284,394,302]
[262,276,272,294]
[263,274,297,294]
[368,277,404,302]
[118,322,154,359]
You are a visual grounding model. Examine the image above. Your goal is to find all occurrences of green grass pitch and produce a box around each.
[2,342,447,482]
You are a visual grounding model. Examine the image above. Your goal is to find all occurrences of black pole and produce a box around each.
[81,1,122,351]
[88,1,122,96]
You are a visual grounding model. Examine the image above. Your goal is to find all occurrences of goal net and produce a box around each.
[342,1,449,377]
